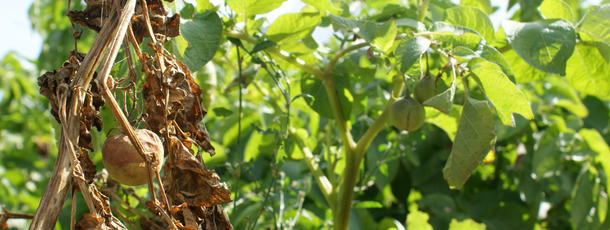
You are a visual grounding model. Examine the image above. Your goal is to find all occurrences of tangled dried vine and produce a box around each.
[34,0,231,229]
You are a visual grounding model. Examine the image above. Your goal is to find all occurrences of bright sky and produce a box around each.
[0,0,602,61]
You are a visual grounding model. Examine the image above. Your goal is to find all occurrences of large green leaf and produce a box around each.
[469,58,534,126]
[267,13,321,43]
[569,166,597,228]
[540,0,575,21]
[503,19,576,75]
[227,0,287,18]
[181,11,222,71]
[302,0,340,14]
[425,105,462,141]
[481,45,516,81]
[395,37,431,72]
[372,20,397,53]
[301,75,353,119]
[566,44,610,100]
[460,0,493,14]
[444,6,494,42]
[578,4,610,45]
[580,129,610,190]
[443,97,496,189]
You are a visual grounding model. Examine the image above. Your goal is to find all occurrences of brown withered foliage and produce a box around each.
[37,0,232,229]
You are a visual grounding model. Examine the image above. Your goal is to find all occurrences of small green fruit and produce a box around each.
[389,96,425,131]
[413,74,436,103]
[102,129,164,186]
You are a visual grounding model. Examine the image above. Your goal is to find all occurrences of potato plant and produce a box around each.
[0,0,609,229]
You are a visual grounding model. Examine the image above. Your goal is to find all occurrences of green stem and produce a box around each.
[324,43,369,76]
[291,129,335,208]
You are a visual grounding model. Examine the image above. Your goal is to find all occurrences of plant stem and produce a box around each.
[291,129,334,207]
[224,30,325,78]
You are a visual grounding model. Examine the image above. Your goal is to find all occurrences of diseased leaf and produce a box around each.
[444,6,495,42]
[578,4,610,45]
[395,37,431,72]
[469,58,534,126]
[503,19,576,75]
[443,97,496,189]
[182,11,222,71]
[566,44,610,100]
[267,13,321,44]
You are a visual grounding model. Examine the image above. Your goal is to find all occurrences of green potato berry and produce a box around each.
[389,96,426,131]
[413,74,436,103]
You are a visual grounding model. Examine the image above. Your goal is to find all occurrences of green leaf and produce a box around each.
[540,0,574,21]
[395,37,431,72]
[301,75,353,119]
[227,0,287,18]
[444,6,494,42]
[442,97,496,189]
[543,76,588,117]
[448,218,486,230]
[181,11,222,71]
[460,0,493,14]
[302,0,340,14]
[570,166,597,228]
[329,15,396,48]
[372,20,398,53]
[425,105,462,141]
[355,201,383,209]
[480,45,516,81]
[503,49,546,83]
[267,13,321,44]
[578,4,610,45]
[396,18,426,31]
[405,210,433,230]
[469,58,534,126]
[566,44,610,100]
[579,129,610,189]
[196,0,213,12]
[212,107,234,117]
[503,19,576,75]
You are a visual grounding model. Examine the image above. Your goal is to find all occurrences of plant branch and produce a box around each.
[291,128,334,208]
[323,42,368,76]
[224,30,325,78]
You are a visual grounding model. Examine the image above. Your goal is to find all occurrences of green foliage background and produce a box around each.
[1,0,610,229]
